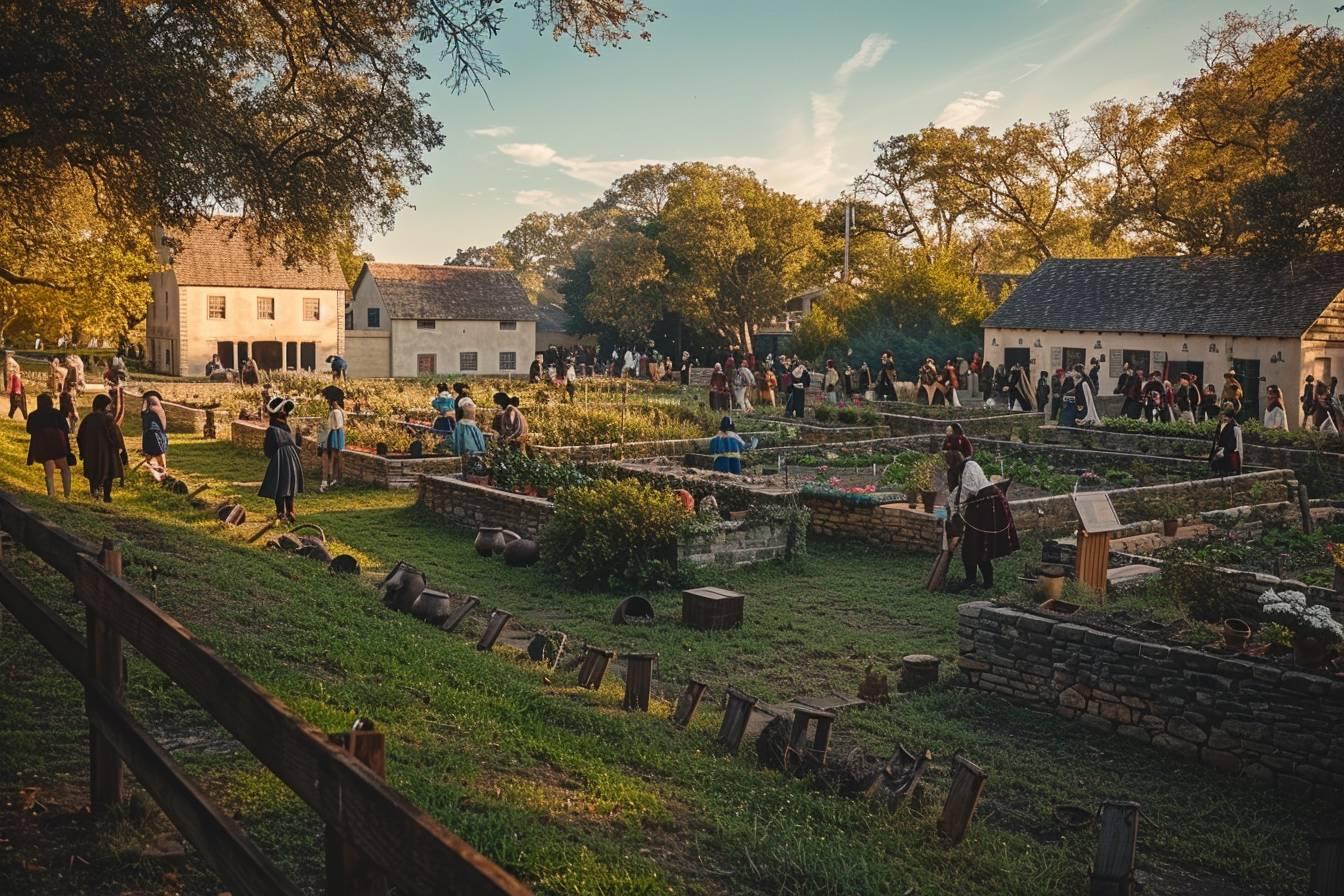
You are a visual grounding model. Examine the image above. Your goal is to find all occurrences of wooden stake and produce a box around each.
[325,726,387,896]
[937,755,987,845]
[88,539,125,814]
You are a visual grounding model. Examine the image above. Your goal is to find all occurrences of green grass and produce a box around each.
[0,418,1330,895]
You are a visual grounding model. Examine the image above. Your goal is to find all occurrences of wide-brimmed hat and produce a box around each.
[141,389,162,402]
[720,416,734,431]
[321,385,345,403]
[266,395,296,416]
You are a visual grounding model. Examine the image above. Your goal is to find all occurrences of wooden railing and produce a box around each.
[0,494,531,896]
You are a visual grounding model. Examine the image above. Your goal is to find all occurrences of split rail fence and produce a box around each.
[0,493,531,896]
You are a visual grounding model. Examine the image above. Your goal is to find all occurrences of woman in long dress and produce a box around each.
[945,449,1019,591]
[1210,406,1243,475]
[27,392,72,498]
[76,394,127,503]
[259,396,303,522]
[140,391,169,481]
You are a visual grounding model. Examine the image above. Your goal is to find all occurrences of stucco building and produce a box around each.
[981,255,1344,428]
[147,218,348,376]
[346,263,537,377]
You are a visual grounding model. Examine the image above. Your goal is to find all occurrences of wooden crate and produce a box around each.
[682,587,744,631]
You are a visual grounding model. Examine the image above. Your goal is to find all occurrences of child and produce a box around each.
[259,396,303,521]
[140,391,169,481]
[76,394,127,503]
[430,385,456,449]
[318,393,346,492]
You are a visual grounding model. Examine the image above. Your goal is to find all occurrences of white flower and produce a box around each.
[1258,588,1344,642]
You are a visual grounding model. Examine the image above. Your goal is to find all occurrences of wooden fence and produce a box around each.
[0,493,531,896]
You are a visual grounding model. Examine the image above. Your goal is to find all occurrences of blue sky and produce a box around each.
[368,0,1341,263]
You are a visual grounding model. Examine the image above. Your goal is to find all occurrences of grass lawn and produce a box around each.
[0,416,1330,895]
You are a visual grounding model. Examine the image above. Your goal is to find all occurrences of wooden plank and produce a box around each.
[937,756,988,845]
[85,684,301,896]
[89,540,125,814]
[0,492,98,581]
[0,564,85,678]
[1090,800,1139,896]
[1311,835,1344,896]
[75,556,531,896]
[326,730,388,896]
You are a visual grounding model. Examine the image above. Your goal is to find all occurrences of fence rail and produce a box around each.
[0,492,531,896]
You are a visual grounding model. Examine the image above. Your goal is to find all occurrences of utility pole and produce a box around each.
[842,200,855,284]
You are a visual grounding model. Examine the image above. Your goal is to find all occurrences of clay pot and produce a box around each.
[920,491,936,514]
[1222,618,1252,651]
[496,530,521,555]
[474,527,504,557]
[410,590,455,625]
[1038,567,1065,602]
[612,596,655,625]
[1162,518,1179,537]
[503,539,540,567]
[328,554,359,575]
[1293,632,1329,669]
[674,489,696,513]
[378,561,427,613]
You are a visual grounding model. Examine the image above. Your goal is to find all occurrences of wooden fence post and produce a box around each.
[325,725,387,896]
[88,539,125,814]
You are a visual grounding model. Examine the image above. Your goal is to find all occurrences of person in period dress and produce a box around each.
[1007,363,1033,411]
[26,392,72,498]
[1175,373,1199,424]
[1141,371,1167,423]
[1221,370,1244,417]
[317,392,346,492]
[822,360,841,406]
[709,417,746,475]
[734,362,756,412]
[139,391,169,482]
[757,364,776,408]
[450,397,487,456]
[878,351,898,401]
[429,386,456,449]
[259,396,303,521]
[1050,368,1068,421]
[917,358,940,405]
[942,422,973,458]
[493,392,529,449]
[1210,406,1243,476]
[1035,371,1050,418]
[787,361,811,419]
[1263,385,1288,431]
[6,351,25,420]
[945,449,1020,592]
[708,363,729,413]
[1312,381,1342,433]
[46,356,66,396]
[1115,363,1141,419]
[76,394,127,503]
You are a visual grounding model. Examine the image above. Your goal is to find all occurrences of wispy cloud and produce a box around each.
[469,126,515,137]
[514,189,574,211]
[934,90,1004,128]
[493,34,893,200]
[1044,0,1142,72]
[1010,63,1043,83]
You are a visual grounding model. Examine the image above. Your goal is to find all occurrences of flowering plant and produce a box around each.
[1257,589,1344,642]
[1326,541,1344,568]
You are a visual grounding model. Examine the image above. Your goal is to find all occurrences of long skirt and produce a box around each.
[1211,452,1241,477]
[961,485,1019,565]
[1059,398,1078,428]
[259,446,304,498]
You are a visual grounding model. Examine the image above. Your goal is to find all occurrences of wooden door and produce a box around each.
[1232,359,1260,422]
[417,353,436,375]
[252,340,282,371]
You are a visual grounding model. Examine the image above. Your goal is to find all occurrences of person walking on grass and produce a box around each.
[317,392,346,492]
[259,396,303,522]
[26,393,72,498]
[139,391,169,482]
[46,356,65,395]
[6,351,26,419]
[76,394,126,503]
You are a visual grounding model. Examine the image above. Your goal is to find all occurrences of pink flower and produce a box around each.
[827,476,843,488]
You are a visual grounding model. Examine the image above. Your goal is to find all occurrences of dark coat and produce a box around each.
[259,423,304,498]
[27,408,70,465]
[75,412,126,484]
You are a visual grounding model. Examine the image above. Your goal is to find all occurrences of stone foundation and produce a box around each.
[230,420,461,488]
[957,601,1344,796]
[803,494,942,553]
[676,519,793,567]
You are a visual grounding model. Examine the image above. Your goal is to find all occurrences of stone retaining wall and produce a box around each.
[803,494,941,553]
[229,420,461,488]
[1039,425,1344,494]
[883,411,1028,439]
[676,520,792,567]
[531,431,777,462]
[957,601,1344,797]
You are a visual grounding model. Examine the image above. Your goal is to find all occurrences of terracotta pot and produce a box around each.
[1038,571,1065,603]
[496,530,521,555]
[474,527,504,557]
[1293,632,1330,669]
[1162,519,1179,537]
[503,538,540,567]
[1039,597,1079,615]
[1222,618,1252,651]
[674,488,696,513]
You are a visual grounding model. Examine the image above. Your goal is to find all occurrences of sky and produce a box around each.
[368,0,1342,263]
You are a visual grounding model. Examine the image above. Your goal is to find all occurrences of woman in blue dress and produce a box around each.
[140,391,169,481]
[709,417,745,475]
[260,396,304,521]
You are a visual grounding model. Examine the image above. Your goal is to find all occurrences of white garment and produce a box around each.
[1264,405,1287,431]
[1078,379,1102,426]
[950,460,992,518]
[1321,415,1338,435]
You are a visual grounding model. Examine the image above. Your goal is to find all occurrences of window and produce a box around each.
[416,319,436,330]
[459,351,478,372]
[499,351,517,371]
[417,353,437,375]
[207,296,226,320]
[345,309,354,330]
[285,341,298,370]
[300,342,316,371]
[303,297,321,321]
[499,320,517,331]
[217,341,235,369]
[1061,348,1086,372]
[257,296,275,320]
[367,307,380,328]
[1122,349,1151,376]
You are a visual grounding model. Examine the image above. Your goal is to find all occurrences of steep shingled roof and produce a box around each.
[983,255,1344,338]
[162,217,348,291]
[360,263,537,321]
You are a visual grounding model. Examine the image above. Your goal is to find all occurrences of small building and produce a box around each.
[147,218,348,376]
[981,255,1344,428]
[347,263,537,377]
[753,287,820,359]
[535,301,577,353]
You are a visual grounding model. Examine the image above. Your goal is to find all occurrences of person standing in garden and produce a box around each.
[565,357,578,402]
[1210,406,1243,475]
[945,449,1019,592]
[46,356,65,395]
[451,397,487,456]
[1264,385,1288,431]
[327,354,348,382]
[430,386,456,448]
[140,391,169,482]
[259,396,303,521]
[709,417,745,474]
[26,392,72,499]
[1035,371,1050,418]
[241,357,260,386]
[679,350,691,386]
[787,360,811,418]
[1050,368,1068,421]
[942,423,973,458]
[1221,370,1244,417]
[708,363,729,412]
[978,359,994,404]
[733,361,755,413]
[6,351,26,419]
[878,351,898,400]
[317,391,346,492]
[822,359,841,405]
[757,363,776,408]
[76,394,127,503]
[493,392,529,449]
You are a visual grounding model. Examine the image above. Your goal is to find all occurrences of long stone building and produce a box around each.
[981,255,1344,428]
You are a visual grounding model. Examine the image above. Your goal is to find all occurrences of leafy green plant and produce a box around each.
[904,454,942,494]
[1259,621,1294,648]
[813,404,836,423]
[857,408,881,426]
[836,406,859,425]
[542,478,704,590]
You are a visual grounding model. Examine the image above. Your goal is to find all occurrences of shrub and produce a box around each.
[542,478,712,590]
[813,404,836,423]
[836,406,859,425]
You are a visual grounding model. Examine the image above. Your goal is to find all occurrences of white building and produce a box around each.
[981,255,1344,429]
[147,218,348,376]
[346,263,537,377]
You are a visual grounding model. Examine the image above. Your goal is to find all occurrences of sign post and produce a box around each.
[1072,491,1123,599]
